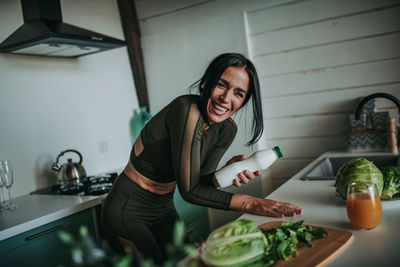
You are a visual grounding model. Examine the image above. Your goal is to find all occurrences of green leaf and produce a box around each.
[275,228,287,241]
[260,220,327,265]
[189,260,200,267]
[312,227,328,239]
[277,240,289,259]
[138,259,154,267]
[173,220,185,246]
[163,261,174,267]
[58,231,74,244]
[304,232,312,246]
[183,244,197,256]
[79,225,88,237]
[281,219,294,228]
[72,248,83,264]
[115,256,132,267]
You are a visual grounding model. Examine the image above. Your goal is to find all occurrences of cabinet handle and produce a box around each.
[25,225,64,241]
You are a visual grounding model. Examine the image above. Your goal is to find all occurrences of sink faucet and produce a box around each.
[355,93,400,122]
[355,93,400,155]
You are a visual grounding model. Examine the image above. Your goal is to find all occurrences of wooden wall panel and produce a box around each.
[255,33,400,77]
[137,0,302,36]
[265,107,399,140]
[265,114,349,139]
[135,0,211,20]
[261,58,400,97]
[251,5,400,56]
[262,84,400,118]
[266,136,346,159]
[247,0,400,35]
[243,0,299,14]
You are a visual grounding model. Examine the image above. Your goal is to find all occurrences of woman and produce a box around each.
[101,53,302,263]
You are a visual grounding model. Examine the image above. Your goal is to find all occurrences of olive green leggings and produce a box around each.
[101,173,179,264]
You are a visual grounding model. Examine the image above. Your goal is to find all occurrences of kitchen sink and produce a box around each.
[301,155,399,180]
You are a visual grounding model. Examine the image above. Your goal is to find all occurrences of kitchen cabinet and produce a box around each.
[174,191,210,243]
[0,207,97,266]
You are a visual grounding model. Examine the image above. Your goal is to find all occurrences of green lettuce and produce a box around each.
[200,219,268,266]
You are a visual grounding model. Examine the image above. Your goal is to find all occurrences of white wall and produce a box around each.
[135,0,400,229]
[0,0,139,197]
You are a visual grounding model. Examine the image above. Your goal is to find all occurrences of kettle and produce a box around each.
[52,149,87,184]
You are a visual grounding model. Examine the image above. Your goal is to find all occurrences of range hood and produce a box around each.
[0,0,127,58]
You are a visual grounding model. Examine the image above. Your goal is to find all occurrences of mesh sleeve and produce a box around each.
[199,120,237,187]
[201,119,237,174]
[166,98,233,210]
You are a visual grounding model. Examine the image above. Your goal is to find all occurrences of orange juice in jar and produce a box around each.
[346,182,382,230]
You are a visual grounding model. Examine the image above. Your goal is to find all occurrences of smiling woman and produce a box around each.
[195,53,263,145]
[206,66,250,124]
[101,53,302,264]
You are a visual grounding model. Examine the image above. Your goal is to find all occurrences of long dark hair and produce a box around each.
[191,53,263,146]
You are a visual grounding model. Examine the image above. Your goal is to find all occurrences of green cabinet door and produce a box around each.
[173,190,210,244]
[0,207,97,266]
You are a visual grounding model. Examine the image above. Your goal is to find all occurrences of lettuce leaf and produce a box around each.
[200,219,268,266]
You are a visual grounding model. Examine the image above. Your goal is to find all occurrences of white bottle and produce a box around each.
[215,146,283,188]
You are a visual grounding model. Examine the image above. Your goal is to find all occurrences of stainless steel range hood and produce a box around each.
[0,0,127,58]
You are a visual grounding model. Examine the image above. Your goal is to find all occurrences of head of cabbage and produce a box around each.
[335,158,384,199]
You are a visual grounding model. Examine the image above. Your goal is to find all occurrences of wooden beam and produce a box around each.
[117,0,150,112]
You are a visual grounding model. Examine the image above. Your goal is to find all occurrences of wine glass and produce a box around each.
[0,171,9,210]
[0,160,17,210]
[346,182,382,230]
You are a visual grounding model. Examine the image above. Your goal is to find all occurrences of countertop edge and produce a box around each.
[0,196,103,241]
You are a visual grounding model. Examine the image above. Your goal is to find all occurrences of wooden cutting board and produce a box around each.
[258,221,353,267]
[191,221,353,267]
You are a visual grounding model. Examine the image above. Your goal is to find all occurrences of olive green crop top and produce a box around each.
[130,95,236,210]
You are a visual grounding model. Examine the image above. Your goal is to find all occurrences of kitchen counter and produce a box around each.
[240,151,400,266]
[0,194,104,241]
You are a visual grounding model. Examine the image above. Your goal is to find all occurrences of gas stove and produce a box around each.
[34,173,118,196]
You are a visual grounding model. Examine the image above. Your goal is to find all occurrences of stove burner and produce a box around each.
[50,183,84,195]
[85,173,116,184]
[86,183,114,195]
[49,172,118,196]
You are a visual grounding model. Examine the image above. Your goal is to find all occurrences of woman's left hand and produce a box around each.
[226,155,261,187]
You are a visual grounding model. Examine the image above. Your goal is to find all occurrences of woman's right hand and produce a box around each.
[243,197,302,218]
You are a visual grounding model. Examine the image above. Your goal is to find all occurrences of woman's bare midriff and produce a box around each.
[123,161,176,195]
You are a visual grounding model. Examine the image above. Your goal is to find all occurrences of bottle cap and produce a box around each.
[273,146,283,158]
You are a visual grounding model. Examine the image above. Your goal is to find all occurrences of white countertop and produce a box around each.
[0,194,104,241]
[240,151,400,267]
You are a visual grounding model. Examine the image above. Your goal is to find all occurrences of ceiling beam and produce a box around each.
[117,0,150,112]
